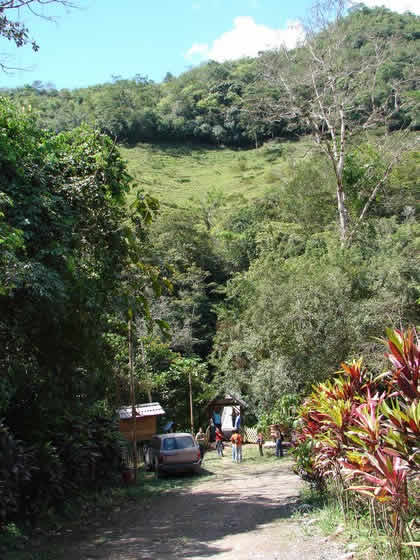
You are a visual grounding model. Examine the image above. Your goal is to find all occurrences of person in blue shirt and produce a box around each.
[234,410,241,430]
[212,409,221,429]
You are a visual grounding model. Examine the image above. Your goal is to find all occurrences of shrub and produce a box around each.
[0,412,124,525]
[0,422,32,525]
[294,328,419,558]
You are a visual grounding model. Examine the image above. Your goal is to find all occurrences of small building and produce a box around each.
[118,402,165,442]
[206,394,248,438]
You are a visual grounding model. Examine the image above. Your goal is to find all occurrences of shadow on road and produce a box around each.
[41,476,299,559]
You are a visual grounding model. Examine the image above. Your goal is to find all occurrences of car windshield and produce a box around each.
[163,436,195,450]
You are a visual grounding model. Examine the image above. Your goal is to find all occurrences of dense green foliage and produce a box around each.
[0,97,138,523]
[0,98,129,421]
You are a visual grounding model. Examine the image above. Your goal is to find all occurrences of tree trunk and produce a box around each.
[128,317,138,479]
[336,179,349,245]
[189,370,194,435]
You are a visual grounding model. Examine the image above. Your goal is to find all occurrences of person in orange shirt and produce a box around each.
[230,429,243,463]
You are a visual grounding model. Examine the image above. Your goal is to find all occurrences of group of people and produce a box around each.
[213,408,244,463]
[214,425,243,462]
[195,407,244,463]
[256,429,284,457]
[196,409,284,463]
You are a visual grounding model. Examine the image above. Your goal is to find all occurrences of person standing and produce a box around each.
[231,408,237,428]
[231,429,243,463]
[213,409,222,429]
[209,417,215,442]
[215,426,224,457]
[195,427,206,460]
[234,409,241,431]
[257,431,264,456]
[275,429,284,458]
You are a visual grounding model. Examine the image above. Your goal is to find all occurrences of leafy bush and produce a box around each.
[0,98,134,524]
[257,394,300,437]
[54,414,124,488]
[0,422,32,525]
[0,412,124,525]
[294,328,419,558]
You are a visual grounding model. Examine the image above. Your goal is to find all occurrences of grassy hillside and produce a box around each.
[121,139,314,206]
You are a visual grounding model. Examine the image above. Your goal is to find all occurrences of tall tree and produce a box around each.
[253,1,418,244]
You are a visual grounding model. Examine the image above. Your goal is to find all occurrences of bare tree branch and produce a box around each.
[347,131,418,243]
[0,0,78,71]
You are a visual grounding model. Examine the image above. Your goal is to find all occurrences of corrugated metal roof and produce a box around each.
[118,402,165,419]
[207,393,248,408]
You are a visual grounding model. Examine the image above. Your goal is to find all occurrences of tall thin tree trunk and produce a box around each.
[128,317,138,479]
[189,369,194,435]
[336,179,348,245]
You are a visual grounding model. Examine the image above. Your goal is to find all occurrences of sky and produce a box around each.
[0,0,418,90]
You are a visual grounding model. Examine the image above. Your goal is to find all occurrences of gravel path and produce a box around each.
[35,449,347,560]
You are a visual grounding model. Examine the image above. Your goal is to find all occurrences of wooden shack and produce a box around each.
[118,402,165,442]
[206,393,248,438]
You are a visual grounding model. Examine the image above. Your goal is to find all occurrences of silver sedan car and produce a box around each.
[144,433,202,477]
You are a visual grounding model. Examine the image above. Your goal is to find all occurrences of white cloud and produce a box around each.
[186,2,418,63]
[186,43,210,58]
[350,0,419,14]
[185,16,305,62]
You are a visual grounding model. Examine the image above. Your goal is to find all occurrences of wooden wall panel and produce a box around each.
[119,416,157,441]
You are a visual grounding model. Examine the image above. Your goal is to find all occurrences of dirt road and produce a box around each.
[41,449,346,560]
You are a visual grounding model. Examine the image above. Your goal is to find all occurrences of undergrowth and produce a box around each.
[296,482,419,560]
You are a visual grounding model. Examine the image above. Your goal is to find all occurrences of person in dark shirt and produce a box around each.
[234,411,241,430]
[275,429,284,457]
[215,426,224,457]
[257,431,265,456]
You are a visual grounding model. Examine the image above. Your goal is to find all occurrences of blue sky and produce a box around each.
[0,0,418,90]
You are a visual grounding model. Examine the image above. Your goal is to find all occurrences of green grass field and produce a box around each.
[120,139,314,206]
[121,130,417,209]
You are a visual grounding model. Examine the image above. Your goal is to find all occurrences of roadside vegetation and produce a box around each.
[294,328,419,560]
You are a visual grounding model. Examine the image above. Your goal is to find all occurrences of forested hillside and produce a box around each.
[3,7,419,146]
[0,2,418,531]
